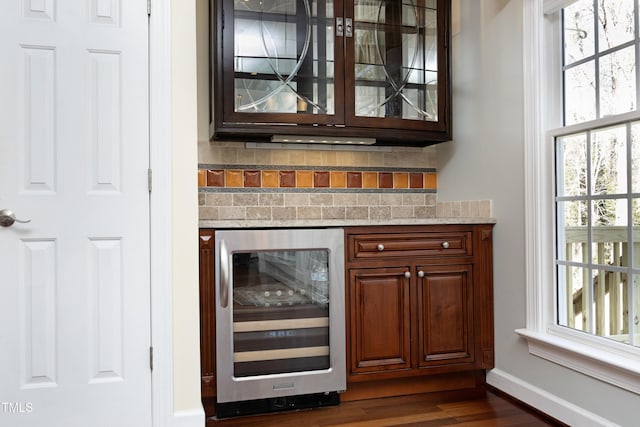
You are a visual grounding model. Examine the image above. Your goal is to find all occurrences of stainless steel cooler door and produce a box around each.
[215,228,346,403]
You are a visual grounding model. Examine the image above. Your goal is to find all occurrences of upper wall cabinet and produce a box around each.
[211,0,451,147]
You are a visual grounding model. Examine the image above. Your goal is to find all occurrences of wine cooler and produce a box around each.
[214,228,346,417]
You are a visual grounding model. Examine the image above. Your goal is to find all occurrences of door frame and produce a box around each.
[149,1,180,425]
[149,1,207,425]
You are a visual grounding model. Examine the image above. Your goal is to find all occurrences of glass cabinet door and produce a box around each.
[220,0,342,125]
[213,0,451,144]
[347,0,445,129]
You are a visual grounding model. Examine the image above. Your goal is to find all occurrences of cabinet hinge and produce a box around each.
[150,346,154,371]
[147,168,152,193]
[147,0,151,16]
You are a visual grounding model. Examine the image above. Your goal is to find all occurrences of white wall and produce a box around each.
[196,0,210,143]
[438,1,639,425]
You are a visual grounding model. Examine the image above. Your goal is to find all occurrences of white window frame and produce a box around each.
[518,0,640,395]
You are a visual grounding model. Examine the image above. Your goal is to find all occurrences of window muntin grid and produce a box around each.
[556,0,640,347]
[562,0,639,126]
[556,121,640,346]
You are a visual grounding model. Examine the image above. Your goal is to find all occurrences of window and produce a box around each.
[519,0,640,395]
[556,0,640,348]
[562,0,637,125]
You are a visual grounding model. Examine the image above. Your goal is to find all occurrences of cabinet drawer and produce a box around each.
[348,232,472,261]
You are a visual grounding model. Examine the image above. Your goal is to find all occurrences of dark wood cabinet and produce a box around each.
[198,230,216,412]
[417,264,474,367]
[349,267,411,374]
[199,224,494,410]
[345,225,494,384]
[211,0,452,146]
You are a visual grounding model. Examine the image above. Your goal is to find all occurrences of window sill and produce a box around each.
[516,328,640,394]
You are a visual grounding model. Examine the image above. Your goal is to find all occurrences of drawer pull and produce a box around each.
[377,244,384,252]
[404,271,411,279]
[418,270,425,278]
[442,241,450,249]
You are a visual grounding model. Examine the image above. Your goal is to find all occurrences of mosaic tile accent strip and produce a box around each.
[198,165,437,192]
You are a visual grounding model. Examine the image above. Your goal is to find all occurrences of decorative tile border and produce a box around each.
[198,164,437,192]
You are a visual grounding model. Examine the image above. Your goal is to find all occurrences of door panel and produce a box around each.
[349,267,411,374]
[0,1,151,425]
[417,264,474,367]
[345,0,450,133]
[218,0,345,127]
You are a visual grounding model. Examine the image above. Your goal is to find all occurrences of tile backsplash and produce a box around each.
[199,191,438,222]
[198,166,437,191]
[199,141,437,168]
[198,141,492,222]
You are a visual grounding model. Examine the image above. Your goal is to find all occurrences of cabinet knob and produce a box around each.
[418,270,425,278]
[404,271,411,279]
[377,244,384,252]
[442,241,450,249]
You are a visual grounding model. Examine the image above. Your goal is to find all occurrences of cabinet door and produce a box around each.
[213,1,451,145]
[416,264,474,368]
[349,267,411,374]
[345,0,451,137]
[215,0,345,128]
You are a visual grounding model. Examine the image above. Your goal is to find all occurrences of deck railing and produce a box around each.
[563,226,640,343]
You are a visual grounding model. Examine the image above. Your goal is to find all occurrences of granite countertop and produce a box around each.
[199,217,496,229]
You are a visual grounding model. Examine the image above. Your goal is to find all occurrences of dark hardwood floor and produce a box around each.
[207,387,565,426]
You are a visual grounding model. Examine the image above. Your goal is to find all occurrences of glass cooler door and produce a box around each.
[231,249,331,377]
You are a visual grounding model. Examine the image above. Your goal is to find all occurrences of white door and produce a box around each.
[0,1,151,426]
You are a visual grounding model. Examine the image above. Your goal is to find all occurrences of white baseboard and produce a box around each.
[486,369,618,427]
[172,408,205,427]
